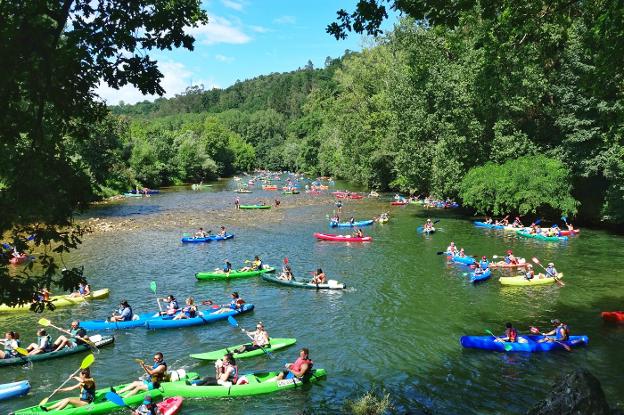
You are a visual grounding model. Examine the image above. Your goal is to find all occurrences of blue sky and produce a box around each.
[97,0,398,105]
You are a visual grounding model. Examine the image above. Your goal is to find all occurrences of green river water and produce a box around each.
[2,179,623,414]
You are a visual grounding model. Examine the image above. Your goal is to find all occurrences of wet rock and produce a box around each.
[527,368,616,415]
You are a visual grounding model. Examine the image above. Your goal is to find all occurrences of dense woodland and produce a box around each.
[1,0,623,306]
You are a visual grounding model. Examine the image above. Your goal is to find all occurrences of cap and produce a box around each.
[550,319,561,325]
[142,395,152,405]
[548,262,554,266]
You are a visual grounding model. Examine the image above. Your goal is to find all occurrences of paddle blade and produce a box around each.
[531,257,540,264]
[504,343,513,352]
[38,318,51,326]
[534,218,542,225]
[484,329,494,336]
[39,397,50,406]
[105,391,127,407]
[15,347,29,356]
[227,315,239,328]
[80,353,95,369]
[149,281,157,294]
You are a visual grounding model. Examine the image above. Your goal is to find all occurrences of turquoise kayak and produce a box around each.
[516,230,568,242]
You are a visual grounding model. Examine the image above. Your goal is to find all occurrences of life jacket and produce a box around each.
[480,260,489,270]
[80,380,96,402]
[545,267,557,277]
[183,305,197,318]
[151,360,167,388]
[122,306,133,321]
[555,324,570,341]
[221,362,238,383]
[38,335,52,351]
[504,255,511,264]
[168,300,179,310]
[78,285,86,295]
[506,328,518,342]
[525,270,534,280]
[253,331,269,347]
[290,357,313,379]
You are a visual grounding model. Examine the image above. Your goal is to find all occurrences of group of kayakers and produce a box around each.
[495,319,571,344]
[192,226,228,238]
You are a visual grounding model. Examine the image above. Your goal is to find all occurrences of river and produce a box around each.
[2,180,623,414]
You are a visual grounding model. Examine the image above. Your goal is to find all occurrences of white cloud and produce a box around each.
[274,15,296,24]
[95,60,219,105]
[188,15,251,45]
[250,25,270,33]
[221,0,244,11]
[215,54,234,63]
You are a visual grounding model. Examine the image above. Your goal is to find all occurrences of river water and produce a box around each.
[2,180,623,414]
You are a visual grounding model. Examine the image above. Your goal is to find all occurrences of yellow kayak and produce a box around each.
[0,289,110,312]
[499,273,563,286]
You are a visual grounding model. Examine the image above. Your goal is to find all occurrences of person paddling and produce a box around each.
[0,331,21,359]
[268,348,313,382]
[495,323,518,343]
[523,264,535,281]
[235,322,270,354]
[446,242,458,255]
[51,321,88,351]
[113,352,167,397]
[42,369,95,412]
[110,300,133,322]
[538,319,570,343]
[311,269,327,284]
[545,262,558,278]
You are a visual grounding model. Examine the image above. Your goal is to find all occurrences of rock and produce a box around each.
[527,368,614,415]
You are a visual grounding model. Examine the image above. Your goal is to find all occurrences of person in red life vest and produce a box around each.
[495,322,518,343]
[269,347,313,381]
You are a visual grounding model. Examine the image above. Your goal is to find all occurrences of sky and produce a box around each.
[96,0,398,105]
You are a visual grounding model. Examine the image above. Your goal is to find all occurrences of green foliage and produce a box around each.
[345,392,392,415]
[460,156,578,216]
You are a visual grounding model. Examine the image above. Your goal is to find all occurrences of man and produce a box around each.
[539,319,570,343]
[545,262,558,277]
[52,321,88,351]
[270,348,313,381]
[114,352,168,397]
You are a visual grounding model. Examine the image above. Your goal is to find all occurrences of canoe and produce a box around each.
[601,311,624,323]
[262,274,346,290]
[0,335,114,367]
[181,234,234,243]
[122,192,143,197]
[128,189,160,194]
[160,369,327,398]
[473,221,505,230]
[329,219,374,228]
[390,201,407,206]
[0,380,30,402]
[499,273,563,286]
[460,335,588,352]
[239,205,271,209]
[470,269,492,283]
[9,254,31,265]
[313,233,372,242]
[0,288,110,312]
[489,260,528,269]
[516,230,568,242]
[445,253,476,266]
[190,338,297,360]
[195,267,275,280]
[158,397,183,415]
[145,304,255,330]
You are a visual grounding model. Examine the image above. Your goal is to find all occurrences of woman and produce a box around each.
[0,331,20,359]
[26,328,53,355]
[236,322,270,353]
[160,295,179,315]
[311,269,326,284]
[214,292,246,314]
[42,369,95,411]
[279,263,294,281]
[524,264,535,281]
[187,353,239,386]
[70,283,91,297]
[173,297,198,320]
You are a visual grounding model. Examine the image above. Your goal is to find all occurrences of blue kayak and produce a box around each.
[0,380,30,402]
[181,234,234,243]
[145,304,254,329]
[470,268,492,283]
[128,189,160,194]
[460,335,589,352]
[329,220,374,228]
[473,221,504,230]
[445,252,476,265]
[80,312,161,330]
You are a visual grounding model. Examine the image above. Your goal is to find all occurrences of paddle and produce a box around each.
[485,329,513,351]
[227,316,273,359]
[0,339,29,361]
[150,281,163,314]
[105,391,131,408]
[38,318,99,351]
[531,257,564,287]
[40,353,94,406]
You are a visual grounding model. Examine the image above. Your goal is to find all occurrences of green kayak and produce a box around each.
[239,205,271,209]
[0,335,114,367]
[516,230,568,242]
[190,338,297,360]
[161,369,326,398]
[195,266,275,280]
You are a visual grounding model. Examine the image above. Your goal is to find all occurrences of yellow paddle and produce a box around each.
[38,318,98,350]
[39,353,94,405]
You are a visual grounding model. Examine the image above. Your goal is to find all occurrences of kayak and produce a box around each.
[9,254,31,265]
[499,273,563,286]
[601,311,624,323]
[79,312,156,330]
[460,335,589,352]
[390,201,407,205]
[262,185,278,190]
[234,189,252,193]
[158,397,183,415]
[0,289,110,312]
[516,230,568,242]
[335,194,364,199]
[558,229,580,236]
[470,269,492,283]
[195,267,275,280]
[145,304,255,330]
[190,338,297,360]
[446,253,476,266]
[239,205,271,209]
[329,219,374,228]
[473,221,505,230]
[0,335,114,367]
[262,273,347,290]
[128,189,160,194]
[122,192,143,197]
[489,260,528,269]
[282,191,300,194]
[0,380,30,402]
[419,227,436,234]
[313,233,372,242]
[181,234,234,243]
[160,369,327,398]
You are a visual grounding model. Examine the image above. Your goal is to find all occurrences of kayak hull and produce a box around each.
[446,253,476,266]
[470,269,492,283]
[158,397,183,415]
[516,230,568,242]
[145,304,254,330]
[160,369,326,398]
[195,267,275,280]
[190,338,297,360]
[460,335,589,352]
[0,380,30,402]
[314,233,372,242]
[239,205,271,209]
[262,274,346,289]
[489,261,527,269]
[329,220,374,228]
[0,288,110,313]
[181,234,234,243]
[0,336,114,367]
[499,273,563,286]
[601,311,624,323]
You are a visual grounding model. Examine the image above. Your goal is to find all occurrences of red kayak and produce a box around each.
[559,229,580,236]
[335,193,364,199]
[601,311,624,324]
[314,232,372,242]
[158,397,183,415]
[390,201,407,206]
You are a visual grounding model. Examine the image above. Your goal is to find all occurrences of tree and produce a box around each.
[0,0,207,309]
